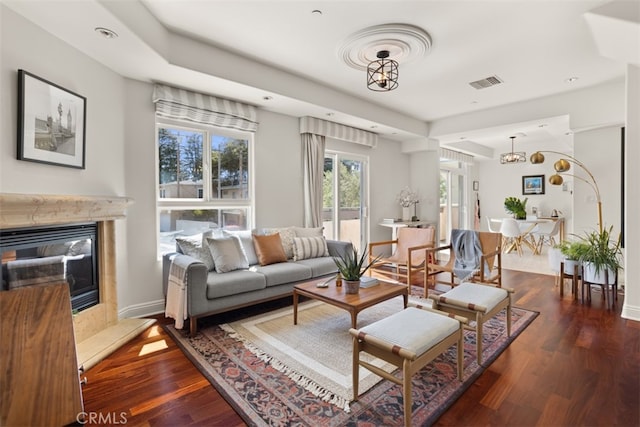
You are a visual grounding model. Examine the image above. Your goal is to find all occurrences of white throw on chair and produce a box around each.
[531,220,561,254]
[500,218,524,256]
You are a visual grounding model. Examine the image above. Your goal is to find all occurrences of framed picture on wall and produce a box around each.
[17,69,86,169]
[522,174,545,195]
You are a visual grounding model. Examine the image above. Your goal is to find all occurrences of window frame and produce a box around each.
[155,118,255,255]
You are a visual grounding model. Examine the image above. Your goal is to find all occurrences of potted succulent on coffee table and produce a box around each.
[332,245,379,294]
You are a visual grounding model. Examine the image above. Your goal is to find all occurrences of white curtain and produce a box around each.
[152,84,258,132]
[302,133,326,227]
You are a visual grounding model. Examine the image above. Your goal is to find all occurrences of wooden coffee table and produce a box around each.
[293,277,408,329]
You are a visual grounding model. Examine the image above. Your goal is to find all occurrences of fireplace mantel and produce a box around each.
[0,193,133,229]
[0,192,153,369]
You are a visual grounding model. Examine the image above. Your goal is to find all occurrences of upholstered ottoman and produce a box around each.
[430,282,513,364]
[349,304,465,427]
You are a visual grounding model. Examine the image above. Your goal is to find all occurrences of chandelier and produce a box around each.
[500,136,526,164]
[367,50,398,91]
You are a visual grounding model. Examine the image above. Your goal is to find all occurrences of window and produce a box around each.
[157,121,253,254]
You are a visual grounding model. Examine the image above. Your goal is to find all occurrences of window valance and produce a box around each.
[152,84,258,132]
[439,147,474,164]
[299,116,378,148]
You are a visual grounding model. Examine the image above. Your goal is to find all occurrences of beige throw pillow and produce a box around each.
[252,233,288,266]
[292,226,324,238]
[263,227,295,259]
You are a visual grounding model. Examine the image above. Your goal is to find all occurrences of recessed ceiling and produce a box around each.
[4,0,627,155]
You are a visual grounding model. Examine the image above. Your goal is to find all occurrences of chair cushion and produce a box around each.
[359,307,459,356]
[439,282,508,312]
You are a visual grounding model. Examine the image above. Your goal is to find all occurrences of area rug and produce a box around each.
[164,295,537,427]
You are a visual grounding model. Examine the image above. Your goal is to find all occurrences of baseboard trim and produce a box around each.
[119,299,165,319]
[621,302,640,321]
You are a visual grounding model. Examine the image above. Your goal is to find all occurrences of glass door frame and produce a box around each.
[439,160,470,245]
[323,150,370,251]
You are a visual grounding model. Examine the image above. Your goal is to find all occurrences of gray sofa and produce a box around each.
[162,233,351,336]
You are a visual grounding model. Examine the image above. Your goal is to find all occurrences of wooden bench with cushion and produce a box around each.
[349,303,466,427]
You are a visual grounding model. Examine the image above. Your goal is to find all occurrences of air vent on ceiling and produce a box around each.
[469,75,504,90]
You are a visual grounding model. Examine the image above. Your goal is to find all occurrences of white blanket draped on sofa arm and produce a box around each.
[165,256,191,329]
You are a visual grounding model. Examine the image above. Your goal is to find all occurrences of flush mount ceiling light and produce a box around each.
[500,136,527,164]
[339,23,431,92]
[367,50,398,91]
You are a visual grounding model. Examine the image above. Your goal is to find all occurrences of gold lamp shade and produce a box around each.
[530,152,545,164]
[554,159,571,172]
[549,174,564,185]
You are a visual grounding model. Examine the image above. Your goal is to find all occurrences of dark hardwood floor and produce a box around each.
[82,270,640,426]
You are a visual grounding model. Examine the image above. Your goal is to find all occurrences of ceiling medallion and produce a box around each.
[339,23,432,71]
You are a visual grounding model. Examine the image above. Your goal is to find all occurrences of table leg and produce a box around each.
[293,291,298,325]
[351,310,358,329]
[403,293,408,308]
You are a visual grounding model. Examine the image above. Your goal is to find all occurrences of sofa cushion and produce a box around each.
[292,236,329,261]
[206,235,249,273]
[253,233,287,266]
[263,226,296,259]
[176,230,216,271]
[253,262,312,287]
[292,226,324,237]
[206,269,266,299]
[223,230,258,265]
[294,256,338,277]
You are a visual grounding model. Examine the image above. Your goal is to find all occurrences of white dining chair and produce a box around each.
[500,218,524,256]
[486,217,502,233]
[531,220,561,253]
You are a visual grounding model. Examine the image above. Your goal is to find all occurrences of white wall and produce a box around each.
[573,126,622,236]
[0,6,129,308]
[476,157,573,232]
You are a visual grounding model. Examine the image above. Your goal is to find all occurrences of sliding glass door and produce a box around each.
[323,152,368,251]
[439,160,468,244]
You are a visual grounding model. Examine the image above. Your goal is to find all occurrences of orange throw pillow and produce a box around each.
[252,233,287,266]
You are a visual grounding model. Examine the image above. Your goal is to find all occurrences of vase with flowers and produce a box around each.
[397,187,419,221]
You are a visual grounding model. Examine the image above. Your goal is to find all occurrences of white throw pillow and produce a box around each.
[293,236,329,261]
[223,230,258,265]
[206,235,249,273]
[176,230,216,271]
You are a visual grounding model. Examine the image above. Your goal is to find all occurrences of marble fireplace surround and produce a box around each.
[0,193,155,369]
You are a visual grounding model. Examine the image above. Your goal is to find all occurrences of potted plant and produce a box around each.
[577,225,623,285]
[555,240,589,275]
[504,197,528,220]
[332,245,380,294]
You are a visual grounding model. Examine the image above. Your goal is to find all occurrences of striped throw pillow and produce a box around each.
[293,236,329,261]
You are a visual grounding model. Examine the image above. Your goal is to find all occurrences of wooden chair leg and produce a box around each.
[403,359,412,427]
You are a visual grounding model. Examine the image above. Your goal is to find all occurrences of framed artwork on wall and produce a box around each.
[522,174,545,195]
[17,69,86,169]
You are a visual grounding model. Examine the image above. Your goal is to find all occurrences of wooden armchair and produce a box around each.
[368,226,435,290]
[425,230,502,296]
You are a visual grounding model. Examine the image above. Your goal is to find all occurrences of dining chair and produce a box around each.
[531,220,561,254]
[500,218,524,256]
[368,226,436,290]
[486,217,502,233]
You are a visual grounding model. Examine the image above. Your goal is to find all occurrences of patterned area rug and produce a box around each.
[164,289,537,426]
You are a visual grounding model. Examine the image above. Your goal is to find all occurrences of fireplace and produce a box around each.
[0,193,154,369]
[1,223,99,312]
